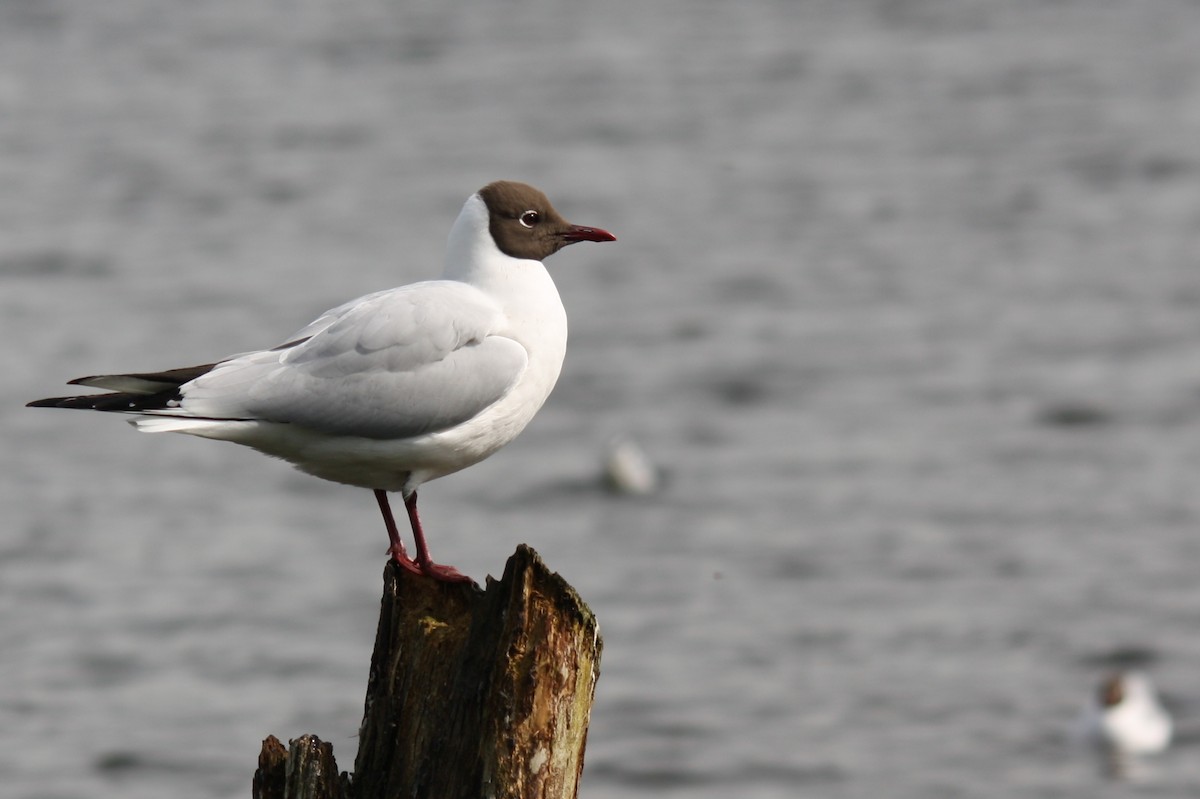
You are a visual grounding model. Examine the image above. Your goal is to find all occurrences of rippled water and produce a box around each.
[6,2,1200,797]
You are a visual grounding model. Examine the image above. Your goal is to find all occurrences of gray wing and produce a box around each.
[270,287,397,349]
[175,281,528,439]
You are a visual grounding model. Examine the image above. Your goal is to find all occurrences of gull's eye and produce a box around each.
[519,210,539,228]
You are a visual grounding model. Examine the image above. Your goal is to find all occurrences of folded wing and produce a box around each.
[34,281,529,441]
[179,281,527,439]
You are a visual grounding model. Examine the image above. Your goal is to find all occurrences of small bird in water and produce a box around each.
[601,435,661,497]
[1075,671,1172,765]
[29,181,615,582]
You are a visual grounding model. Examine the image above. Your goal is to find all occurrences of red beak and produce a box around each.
[560,224,617,244]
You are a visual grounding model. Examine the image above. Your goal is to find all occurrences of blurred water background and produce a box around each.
[6,1,1200,797]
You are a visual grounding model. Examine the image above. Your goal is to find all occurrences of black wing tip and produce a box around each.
[27,396,68,408]
[28,376,108,407]
[26,389,182,412]
[27,394,117,410]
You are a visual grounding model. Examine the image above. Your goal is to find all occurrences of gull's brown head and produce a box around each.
[478,180,616,262]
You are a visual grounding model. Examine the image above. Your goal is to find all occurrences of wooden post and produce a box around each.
[253,544,603,799]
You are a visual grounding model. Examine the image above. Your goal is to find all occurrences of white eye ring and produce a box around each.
[519,210,539,228]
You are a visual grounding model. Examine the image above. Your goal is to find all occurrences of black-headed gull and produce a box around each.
[29,181,615,582]
[1075,671,1173,757]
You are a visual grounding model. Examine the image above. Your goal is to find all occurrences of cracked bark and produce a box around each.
[252,544,602,799]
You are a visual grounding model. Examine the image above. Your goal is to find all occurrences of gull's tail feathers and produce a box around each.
[130,416,236,434]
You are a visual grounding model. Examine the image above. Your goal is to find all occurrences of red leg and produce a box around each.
[374,490,422,576]
[403,490,472,583]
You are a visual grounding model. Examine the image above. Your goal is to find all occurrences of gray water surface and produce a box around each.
[5,2,1200,797]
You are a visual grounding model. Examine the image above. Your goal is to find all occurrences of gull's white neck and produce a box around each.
[443,194,497,283]
[442,193,567,352]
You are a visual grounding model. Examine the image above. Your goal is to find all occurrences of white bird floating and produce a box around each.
[1074,670,1172,777]
[601,435,661,497]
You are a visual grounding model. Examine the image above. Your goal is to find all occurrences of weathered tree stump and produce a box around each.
[253,544,602,799]
[254,734,348,799]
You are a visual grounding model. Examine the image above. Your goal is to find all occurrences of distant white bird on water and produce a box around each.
[1075,671,1172,757]
[601,435,661,496]
[29,181,616,582]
